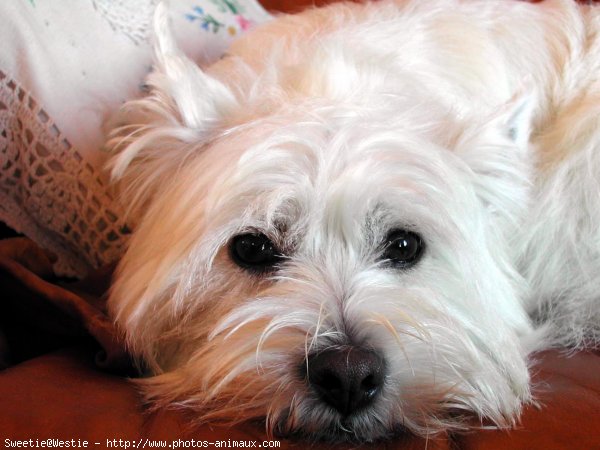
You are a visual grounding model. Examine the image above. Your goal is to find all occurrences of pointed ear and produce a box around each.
[491,89,536,148]
[455,90,537,234]
[106,2,237,219]
[151,1,237,131]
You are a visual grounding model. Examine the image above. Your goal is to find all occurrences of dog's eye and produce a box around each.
[230,233,281,272]
[381,230,424,268]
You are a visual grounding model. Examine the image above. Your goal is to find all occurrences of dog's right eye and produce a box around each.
[230,233,282,272]
[381,229,424,269]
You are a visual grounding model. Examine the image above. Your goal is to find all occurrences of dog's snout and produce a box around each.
[307,347,385,416]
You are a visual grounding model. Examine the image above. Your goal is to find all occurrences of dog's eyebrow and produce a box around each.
[274,219,289,234]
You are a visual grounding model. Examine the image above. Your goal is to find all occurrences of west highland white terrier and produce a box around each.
[106,0,600,442]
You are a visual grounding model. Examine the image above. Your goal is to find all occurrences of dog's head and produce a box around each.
[108,3,538,442]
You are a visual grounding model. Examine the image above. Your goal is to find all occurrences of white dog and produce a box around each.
[106,0,600,442]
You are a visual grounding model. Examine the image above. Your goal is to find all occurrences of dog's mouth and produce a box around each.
[271,402,484,443]
[273,413,410,444]
[269,353,489,443]
[265,346,394,443]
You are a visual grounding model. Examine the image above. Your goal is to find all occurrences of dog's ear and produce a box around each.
[456,90,536,235]
[491,90,536,149]
[106,2,237,219]
[150,2,237,131]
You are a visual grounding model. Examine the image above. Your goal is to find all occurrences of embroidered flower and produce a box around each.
[185,6,224,33]
[185,2,255,35]
[235,15,253,31]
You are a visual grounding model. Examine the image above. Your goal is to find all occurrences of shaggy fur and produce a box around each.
[106,0,600,442]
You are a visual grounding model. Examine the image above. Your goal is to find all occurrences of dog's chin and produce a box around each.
[205,397,394,444]
[275,418,404,444]
[280,423,471,445]
[270,403,477,443]
[268,387,517,443]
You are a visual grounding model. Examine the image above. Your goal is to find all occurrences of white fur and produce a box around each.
[106,0,600,442]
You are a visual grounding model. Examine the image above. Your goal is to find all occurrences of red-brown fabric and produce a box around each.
[260,0,355,13]
[0,238,128,372]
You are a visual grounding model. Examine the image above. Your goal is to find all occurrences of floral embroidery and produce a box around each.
[185,6,225,33]
[236,14,252,31]
[185,1,254,36]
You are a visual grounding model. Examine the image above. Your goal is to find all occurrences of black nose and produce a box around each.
[306,347,385,416]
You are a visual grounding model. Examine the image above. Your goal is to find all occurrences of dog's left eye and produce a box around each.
[381,229,424,268]
[230,233,282,272]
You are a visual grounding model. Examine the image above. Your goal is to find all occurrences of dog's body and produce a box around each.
[107,0,600,442]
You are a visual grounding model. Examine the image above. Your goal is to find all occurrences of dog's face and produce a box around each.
[108,5,538,442]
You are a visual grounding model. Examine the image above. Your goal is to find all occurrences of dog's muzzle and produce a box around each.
[305,347,385,416]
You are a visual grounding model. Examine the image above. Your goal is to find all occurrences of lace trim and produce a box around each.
[0,70,130,277]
